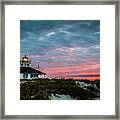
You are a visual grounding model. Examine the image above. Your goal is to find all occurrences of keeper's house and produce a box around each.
[20,55,46,79]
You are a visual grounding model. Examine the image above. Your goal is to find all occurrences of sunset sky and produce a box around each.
[20,20,100,79]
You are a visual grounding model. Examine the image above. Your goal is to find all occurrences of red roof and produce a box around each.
[20,67,46,75]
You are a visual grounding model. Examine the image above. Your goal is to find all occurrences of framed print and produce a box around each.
[0,0,119,119]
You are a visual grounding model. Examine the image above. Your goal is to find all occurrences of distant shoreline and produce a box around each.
[20,78,100,81]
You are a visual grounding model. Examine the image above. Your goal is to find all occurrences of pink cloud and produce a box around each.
[40,62,100,78]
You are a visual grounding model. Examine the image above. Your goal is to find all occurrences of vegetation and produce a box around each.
[20,78,100,100]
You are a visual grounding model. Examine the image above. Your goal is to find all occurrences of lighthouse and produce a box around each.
[20,55,46,80]
[20,54,31,67]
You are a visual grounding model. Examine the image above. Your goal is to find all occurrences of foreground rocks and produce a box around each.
[20,79,100,100]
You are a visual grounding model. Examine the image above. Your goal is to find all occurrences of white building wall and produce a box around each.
[20,73,31,79]
[20,73,23,79]
[28,74,31,79]
[20,73,46,79]
[42,74,45,78]
[38,74,45,78]
[38,75,42,78]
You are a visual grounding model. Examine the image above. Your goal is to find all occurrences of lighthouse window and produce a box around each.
[31,74,33,78]
[34,74,38,77]
[26,73,28,78]
[23,73,28,78]
[23,74,25,78]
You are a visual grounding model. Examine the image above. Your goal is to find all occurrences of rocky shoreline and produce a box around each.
[20,79,100,100]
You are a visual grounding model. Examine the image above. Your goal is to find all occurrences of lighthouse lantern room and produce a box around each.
[20,54,31,67]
